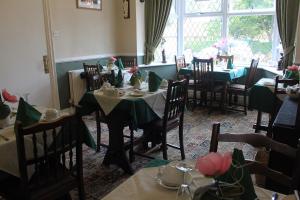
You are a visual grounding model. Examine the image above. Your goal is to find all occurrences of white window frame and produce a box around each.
[174,0,280,65]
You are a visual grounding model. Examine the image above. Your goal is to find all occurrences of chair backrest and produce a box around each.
[272,75,299,122]
[122,57,137,68]
[245,59,259,89]
[175,55,187,73]
[209,122,300,192]
[217,55,234,63]
[163,78,189,129]
[192,57,214,85]
[15,114,83,197]
[83,63,102,91]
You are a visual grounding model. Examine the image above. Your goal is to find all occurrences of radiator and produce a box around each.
[68,69,86,106]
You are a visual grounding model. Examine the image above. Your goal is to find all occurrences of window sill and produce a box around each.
[258,65,283,76]
[138,62,175,68]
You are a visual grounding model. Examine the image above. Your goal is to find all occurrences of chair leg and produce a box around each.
[193,86,197,109]
[95,111,101,152]
[229,92,232,106]
[129,127,135,163]
[243,94,247,115]
[179,124,185,160]
[162,131,168,160]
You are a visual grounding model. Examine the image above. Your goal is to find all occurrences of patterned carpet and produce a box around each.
[69,107,269,200]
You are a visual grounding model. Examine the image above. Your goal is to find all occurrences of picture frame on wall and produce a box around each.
[77,0,102,10]
[123,0,130,19]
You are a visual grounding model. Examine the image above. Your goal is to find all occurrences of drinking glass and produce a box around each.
[176,163,193,200]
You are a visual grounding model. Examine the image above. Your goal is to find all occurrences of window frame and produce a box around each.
[173,0,280,66]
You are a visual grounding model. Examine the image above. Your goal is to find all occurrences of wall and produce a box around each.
[50,0,118,61]
[115,0,138,56]
[0,0,51,106]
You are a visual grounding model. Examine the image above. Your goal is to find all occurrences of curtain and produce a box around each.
[144,0,173,64]
[276,0,300,69]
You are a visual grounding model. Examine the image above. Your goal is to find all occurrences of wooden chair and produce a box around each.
[83,63,103,91]
[210,122,300,193]
[122,57,137,68]
[175,55,187,80]
[227,58,259,115]
[216,55,234,63]
[135,78,189,160]
[0,115,85,200]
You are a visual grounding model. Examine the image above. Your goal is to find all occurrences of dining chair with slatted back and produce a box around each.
[189,57,214,108]
[228,58,259,115]
[210,122,300,194]
[0,114,85,200]
[134,78,189,160]
[83,63,103,92]
[175,55,187,80]
[122,57,137,68]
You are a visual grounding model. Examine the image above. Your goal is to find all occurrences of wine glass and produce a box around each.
[176,163,193,200]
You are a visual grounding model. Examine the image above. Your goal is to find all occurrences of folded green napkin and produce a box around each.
[216,148,257,200]
[14,98,42,130]
[115,69,124,88]
[117,58,124,70]
[227,58,233,69]
[148,71,162,92]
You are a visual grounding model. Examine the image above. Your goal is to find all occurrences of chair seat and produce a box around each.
[229,84,245,91]
[144,118,179,133]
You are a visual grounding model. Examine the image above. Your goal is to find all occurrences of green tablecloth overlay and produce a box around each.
[248,78,276,114]
[179,67,246,82]
[77,92,160,129]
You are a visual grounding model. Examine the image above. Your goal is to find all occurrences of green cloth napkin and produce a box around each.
[115,69,124,88]
[216,148,257,200]
[227,58,233,69]
[144,159,170,168]
[14,97,42,129]
[148,71,162,92]
[117,58,124,70]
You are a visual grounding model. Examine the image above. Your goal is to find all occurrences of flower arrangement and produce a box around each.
[284,65,300,80]
[193,150,255,200]
[107,57,117,70]
[0,89,18,120]
[213,38,229,55]
[129,66,142,86]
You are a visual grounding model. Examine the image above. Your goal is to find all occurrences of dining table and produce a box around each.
[77,83,167,174]
[0,107,95,180]
[178,65,246,82]
[102,164,295,200]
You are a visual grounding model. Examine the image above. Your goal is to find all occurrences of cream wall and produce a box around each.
[115,0,138,55]
[0,0,51,106]
[295,8,300,64]
[136,1,145,55]
[50,0,118,61]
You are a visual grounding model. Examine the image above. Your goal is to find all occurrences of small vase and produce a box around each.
[0,115,11,129]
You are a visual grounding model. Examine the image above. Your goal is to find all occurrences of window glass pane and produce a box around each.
[185,0,222,14]
[154,3,177,63]
[228,15,274,65]
[183,17,222,61]
[229,0,274,11]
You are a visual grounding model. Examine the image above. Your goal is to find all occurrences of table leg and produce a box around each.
[102,112,133,175]
[255,111,262,133]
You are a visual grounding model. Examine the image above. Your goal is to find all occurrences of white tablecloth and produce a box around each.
[102,166,292,200]
[93,84,167,118]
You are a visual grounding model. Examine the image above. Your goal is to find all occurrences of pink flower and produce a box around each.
[1,89,18,103]
[110,57,117,62]
[195,152,232,176]
[129,66,139,74]
[287,65,299,71]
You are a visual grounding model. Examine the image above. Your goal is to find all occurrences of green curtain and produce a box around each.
[276,0,300,69]
[144,0,173,64]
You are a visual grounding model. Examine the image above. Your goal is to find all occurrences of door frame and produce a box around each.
[43,0,60,109]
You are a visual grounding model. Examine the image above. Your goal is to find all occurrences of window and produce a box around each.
[155,0,280,66]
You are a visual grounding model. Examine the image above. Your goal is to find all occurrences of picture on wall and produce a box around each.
[77,0,101,10]
[123,0,130,19]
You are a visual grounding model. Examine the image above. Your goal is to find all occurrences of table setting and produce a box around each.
[102,149,294,200]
